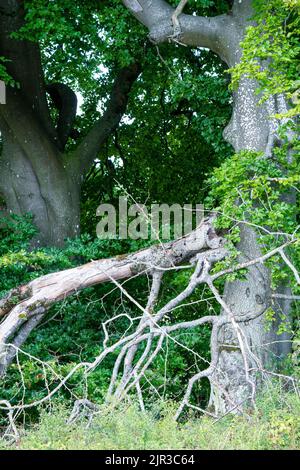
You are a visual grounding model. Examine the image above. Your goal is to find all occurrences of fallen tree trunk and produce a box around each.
[0,215,223,375]
[0,214,298,421]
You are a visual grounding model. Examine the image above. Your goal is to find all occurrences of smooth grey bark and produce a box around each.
[124,0,294,413]
[0,1,140,246]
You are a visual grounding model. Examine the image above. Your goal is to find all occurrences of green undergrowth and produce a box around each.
[1,388,300,450]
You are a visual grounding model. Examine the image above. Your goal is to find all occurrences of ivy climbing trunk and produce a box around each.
[124,0,294,413]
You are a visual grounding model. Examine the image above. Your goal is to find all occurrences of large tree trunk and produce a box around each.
[209,75,295,412]
[0,0,294,415]
[0,80,81,246]
[208,3,294,414]
[124,0,294,413]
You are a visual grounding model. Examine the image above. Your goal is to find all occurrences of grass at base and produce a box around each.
[1,388,299,450]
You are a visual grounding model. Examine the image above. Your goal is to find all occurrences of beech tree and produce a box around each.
[0,1,140,246]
